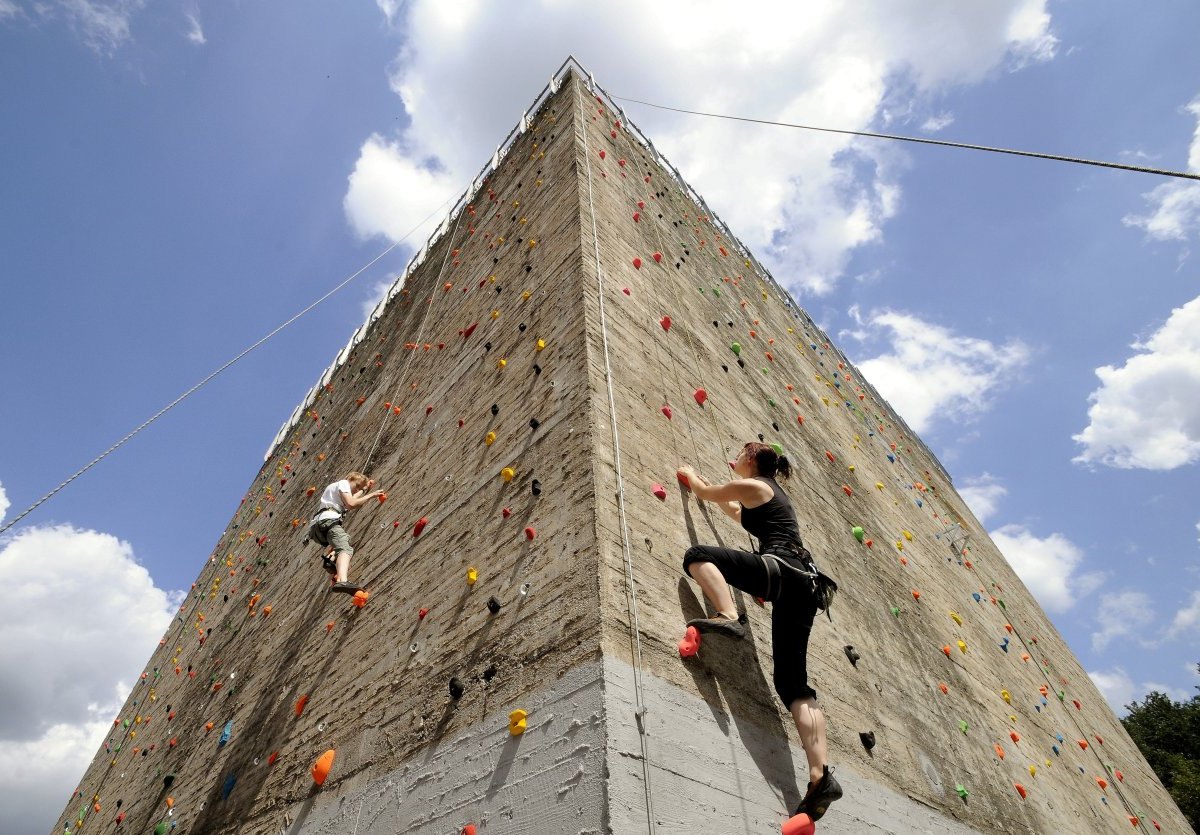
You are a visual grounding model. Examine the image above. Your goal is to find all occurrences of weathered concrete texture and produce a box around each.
[287,659,607,835]
[604,657,981,834]
[58,65,1190,835]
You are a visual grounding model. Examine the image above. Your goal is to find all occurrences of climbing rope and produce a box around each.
[0,197,455,537]
[611,94,1200,182]
[578,78,658,835]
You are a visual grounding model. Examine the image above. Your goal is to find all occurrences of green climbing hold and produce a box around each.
[712,287,721,297]
[955,783,969,800]
[890,606,901,618]
[959,720,969,734]
[852,526,865,542]
[769,443,782,455]
[998,599,1006,610]
[768,398,776,407]
[731,342,741,356]
[155,823,168,835]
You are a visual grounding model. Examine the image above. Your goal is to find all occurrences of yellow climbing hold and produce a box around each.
[508,708,528,736]
[466,567,478,585]
[491,310,500,320]
[949,611,963,626]
[484,432,496,447]
[536,339,546,351]
[501,467,516,482]
[496,358,507,369]
[956,640,968,653]
[875,482,884,490]
[1001,689,1012,704]
[522,290,532,301]
[902,530,913,541]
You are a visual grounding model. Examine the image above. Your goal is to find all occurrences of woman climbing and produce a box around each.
[308,471,384,594]
[677,442,842,822]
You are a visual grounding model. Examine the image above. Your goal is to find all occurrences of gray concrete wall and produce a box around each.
[58,67,1191,835]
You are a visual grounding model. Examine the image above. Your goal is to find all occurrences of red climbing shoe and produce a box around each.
[330,581,362,595]
[687,613,746,639]
[794,766,842,821]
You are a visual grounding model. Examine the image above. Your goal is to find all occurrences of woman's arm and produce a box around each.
[676,467,749,521]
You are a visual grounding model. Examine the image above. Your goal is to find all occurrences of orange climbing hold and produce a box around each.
[942,645,951,658]
[825,450,836,463]
[1078,739,1089,750]
[995,744,1005,760]
[1014,783,1027,799]
[311,749,335,786]
[842,485,853,497]
[352,590,369,608]
[938,683,948,694]
[1010,731,1021,743]
[911,589,920,602]
[1097,777,1108,790]
[295,695,309,717]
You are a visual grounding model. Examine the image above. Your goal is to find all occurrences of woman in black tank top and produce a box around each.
[677,442,842,822]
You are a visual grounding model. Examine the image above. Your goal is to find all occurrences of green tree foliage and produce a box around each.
[1120,665,1200,830]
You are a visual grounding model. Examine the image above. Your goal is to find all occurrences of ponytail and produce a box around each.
[745,442,790,481]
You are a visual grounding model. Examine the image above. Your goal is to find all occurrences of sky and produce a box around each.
[1,1,1199,831]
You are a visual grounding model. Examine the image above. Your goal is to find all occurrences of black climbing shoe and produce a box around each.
[795,766,843,821]
[687,613,746,639]
[330,581,361,595]
[321,556,337,576]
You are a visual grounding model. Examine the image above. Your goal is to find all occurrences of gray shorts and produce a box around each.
[326,523,353,556]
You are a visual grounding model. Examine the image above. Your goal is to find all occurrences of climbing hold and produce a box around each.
[508,709,528,736]
[693,388,708,406]
[1028,764,1037,778]
[859,731,875,750]
[661,405,672,420]
[449,677,465,700]
[418,607,429,620]
[825,450,836,463]
[957,640,967,653]
[678,625,701,658]
[938,682,948,694]
[352,590,369,608]
[413,517,428,537]
[467,568,478,585]
[294,695,309,717]
[955,784,969,800]
[462,826,477,835]
[942,645,952,658]
[1078,739,1088,750]
[377,492,387,503]
[632,257,642,269]
[949,611,962,626]
[491,403,500,416]
[1097,777,1108,790]
[842,485,853,497]
[1073,699,1082,710]
[653,251,662,262]
[501,467,515,482]
[911,589,921,602]
[890,606,901,617]
[731,342,742,356]
[1013,783,1027,799]
[659,315,672,332]
[852,526,864,542]
[651,483,667,500]
[219,720,233,747]
[843,645,860,666]
[959,720,969,734]
[875,482,884,490]
[995,744,1005,760]
[487,596,502,615]
[1001,689,1012,704]
[1010,730,1021,743]
[485,431,496,446]
[902,530,913,541]
[311,750,335,786]
[531,479,542,496]
[524,526,536,540]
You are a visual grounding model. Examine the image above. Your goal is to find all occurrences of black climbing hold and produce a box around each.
[519,323,526,331]
[163,773,176,789]
[772,422,780,432]
[531,479,541,496]
[449,677,465,700]
[844,646,860,667]
[524,265,532,273]
[860,731,876,750]
[487,596,502,614]
[482,665,497,682]
[533,364,542,375]
[116,799,122,809]
[757,433,765,442]
[721,365,729,373]
[529,417,540,431]
[495,286,502,293]
[484,341,492,351]
[491,404,500,416]
[713,321,719,328]
[736,359,745,369]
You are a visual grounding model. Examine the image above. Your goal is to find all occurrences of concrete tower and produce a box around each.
[58,59,1190,835]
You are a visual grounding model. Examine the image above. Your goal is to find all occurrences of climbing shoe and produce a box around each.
[795,765,843,821]
[321,556,337,576]
[687,612,746,639]
[330,581,361,595]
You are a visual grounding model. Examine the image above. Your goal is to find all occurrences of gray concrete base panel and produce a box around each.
[604,656,981,834]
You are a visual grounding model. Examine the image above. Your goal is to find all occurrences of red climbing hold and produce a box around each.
[942,645,951,658]
[502,507,512,518]
[632,257,642,269]
[660,315,672,332]
[268,751,279,765]
[352,590,369,608]
[661,405,672,420]
[825,450,836,463]
[782,811,815,835]
[1072,699,1081,710]
[462,322,478,339]
[1014,783,1027,799]
[418,607,429,620]
[413,517,428,537]
[633,212,640,222]
[622,287,631,295]
[653,252,662,263]
[524,526,536,540]
[678,625,701,658]
[1078,739,1089,750]
[842,485,853,497]
[598,150,606,159]
[462,826,477,835]
[911,589,920,601]
[1010,731,1021,743]
[652,483,667,500]
[693,388,708,406]
[377,493,388,503]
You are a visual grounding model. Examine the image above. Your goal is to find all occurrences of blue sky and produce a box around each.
[1,2,1199,831]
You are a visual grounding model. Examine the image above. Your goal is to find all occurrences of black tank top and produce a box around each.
[740,476,804,555]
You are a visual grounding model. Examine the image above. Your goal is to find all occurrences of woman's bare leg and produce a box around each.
[790,697,827,785]
[687,561,737,619]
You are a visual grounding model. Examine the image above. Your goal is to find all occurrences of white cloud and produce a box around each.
[1090,590,1155,651]
[54,0,147,55]
[855,310,1031,433]
[184,11,205,45]
[349,1,1057,296]
[0,480,9,522]
[0,0,21,21]
[1072,294,1200,470]
[343,133,460,242]
[1167,589,1200,639]
[1123,96,1200,242]
[0,524,179,833]
[958,472,1007,523]
[991,523,1102,613]
[920,112,955,133]
[1087,668,1189,715]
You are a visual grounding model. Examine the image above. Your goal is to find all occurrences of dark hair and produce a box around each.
[743,442,791,481]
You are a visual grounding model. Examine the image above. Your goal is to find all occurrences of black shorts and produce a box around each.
[683,544,819,706]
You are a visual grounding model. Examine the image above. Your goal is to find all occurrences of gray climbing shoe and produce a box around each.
[687,613,746,639]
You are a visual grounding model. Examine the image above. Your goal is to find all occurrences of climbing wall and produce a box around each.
[56,63,1190,835]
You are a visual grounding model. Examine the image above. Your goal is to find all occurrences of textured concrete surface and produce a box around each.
[57,65,1190,835]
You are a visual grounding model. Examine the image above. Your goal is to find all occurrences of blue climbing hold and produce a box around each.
[219,720,233,747]
[222,772,237,800]
[972,592,982,603]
